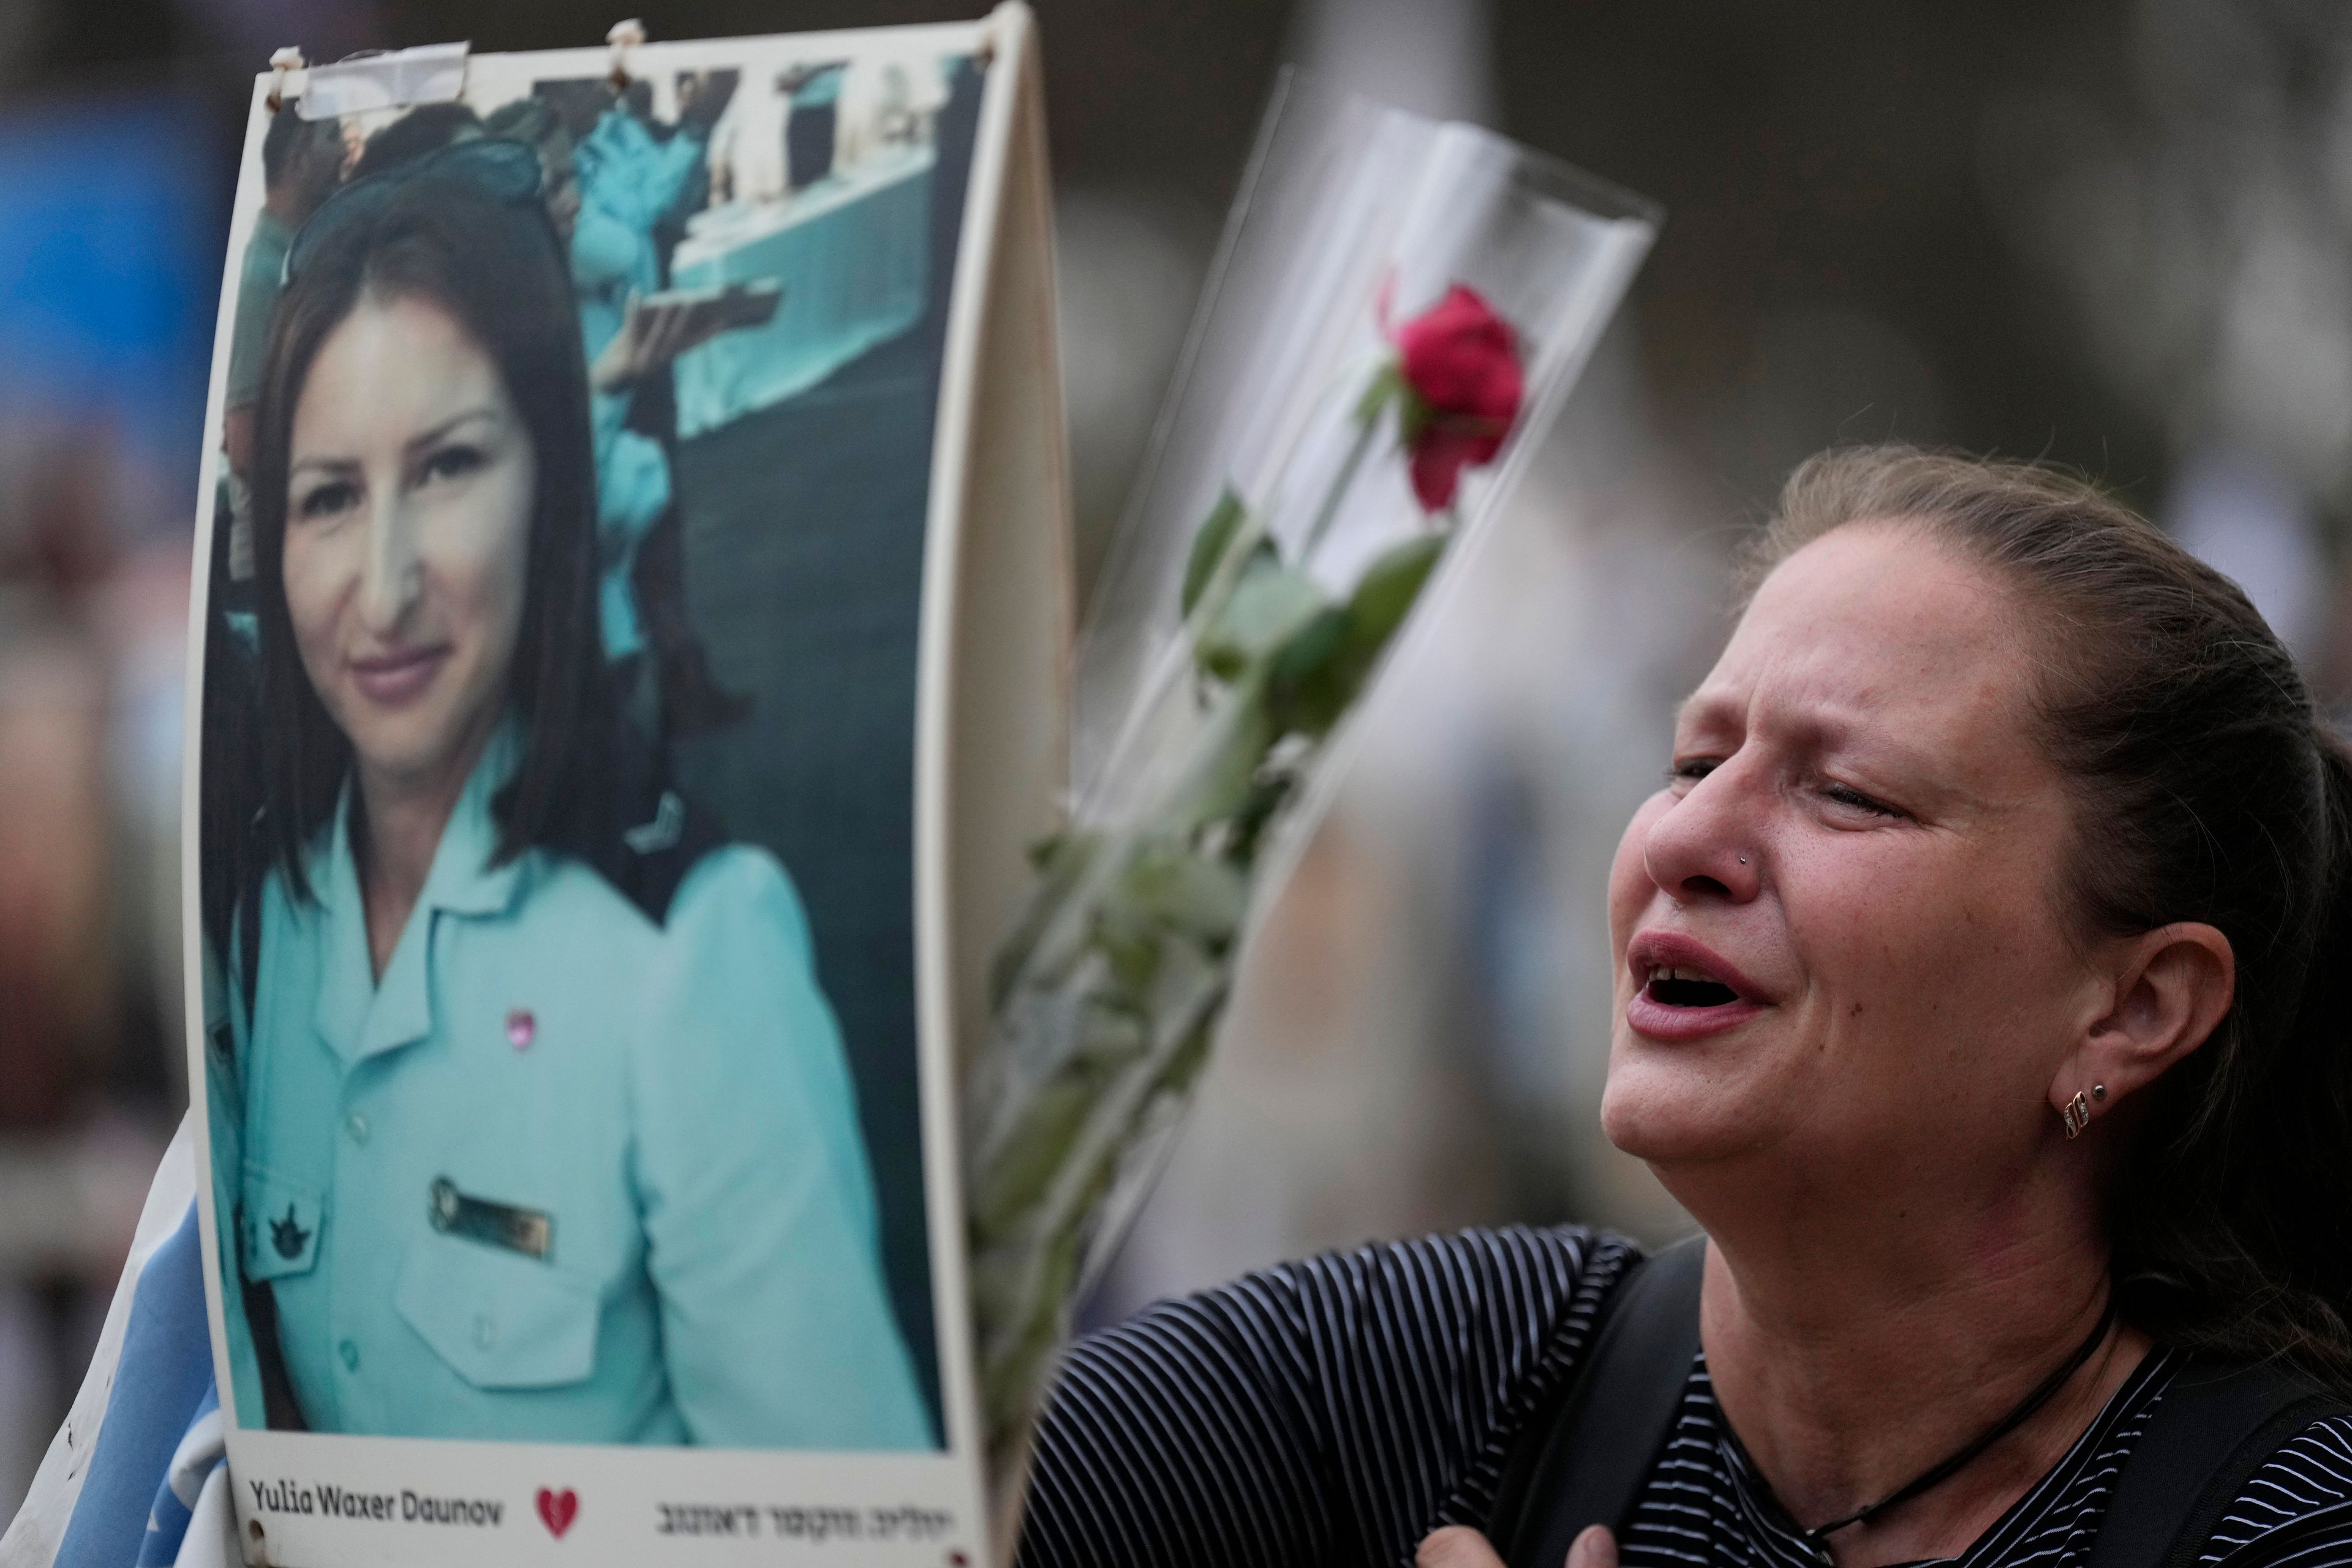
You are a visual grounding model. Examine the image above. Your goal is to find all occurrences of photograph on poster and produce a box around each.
[193,33,984,1452]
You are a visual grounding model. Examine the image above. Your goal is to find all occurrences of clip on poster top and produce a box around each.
[265,47,303,111]
[608,18,645,89]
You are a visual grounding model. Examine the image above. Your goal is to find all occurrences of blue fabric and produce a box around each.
[56,1204,214,1568]
[135,1385,221,1567]
[134,1475,194,1566]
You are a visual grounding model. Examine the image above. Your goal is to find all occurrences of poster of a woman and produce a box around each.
[193,23,997,1479]
[213,145,933,1448]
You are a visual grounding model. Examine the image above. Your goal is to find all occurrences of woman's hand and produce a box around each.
[589,285,785,392]
[591,293,715,391]
[1415,1524,1618,1568]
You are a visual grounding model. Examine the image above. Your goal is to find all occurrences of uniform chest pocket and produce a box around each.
[393,1236,600,1390]
[241,1169,324,1283]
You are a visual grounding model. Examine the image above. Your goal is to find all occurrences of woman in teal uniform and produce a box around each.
[214,140,931,1449]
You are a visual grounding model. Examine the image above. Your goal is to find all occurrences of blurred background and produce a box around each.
[5,0,2351,1516]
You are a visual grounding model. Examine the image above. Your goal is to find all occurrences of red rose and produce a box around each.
[1392,284,1524,511]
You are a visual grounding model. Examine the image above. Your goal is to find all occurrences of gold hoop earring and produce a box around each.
[2062,1091,2091,1139]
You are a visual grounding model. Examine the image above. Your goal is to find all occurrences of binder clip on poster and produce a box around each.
[608,18,645,89]
[264,48,303,112]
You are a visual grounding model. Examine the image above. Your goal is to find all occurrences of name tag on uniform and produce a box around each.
[429,1176,554,1262]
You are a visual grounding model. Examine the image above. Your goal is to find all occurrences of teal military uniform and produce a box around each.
[222,726,932,1448]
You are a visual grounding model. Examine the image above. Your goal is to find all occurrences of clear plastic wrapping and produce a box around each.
[965,70,1658,1490]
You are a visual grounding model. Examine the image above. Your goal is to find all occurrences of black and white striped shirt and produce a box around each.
[1016,1226,2352,1567]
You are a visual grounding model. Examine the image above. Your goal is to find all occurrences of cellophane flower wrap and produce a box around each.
[967,76,1658,1504]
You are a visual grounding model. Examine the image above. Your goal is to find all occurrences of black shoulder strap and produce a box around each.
[2088,1357,2349,1568]
[1490,1234,1707,1567]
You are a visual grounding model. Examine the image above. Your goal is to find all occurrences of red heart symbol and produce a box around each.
[535,1488,578,1539]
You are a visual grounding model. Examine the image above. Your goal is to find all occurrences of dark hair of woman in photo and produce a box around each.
[1014,447,2352,1568]
[209,146,931,1450]
[248,143,609,899]
[346,102,484,183]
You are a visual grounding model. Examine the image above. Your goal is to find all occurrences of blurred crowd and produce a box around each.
[4,0,2352,1520]
[0,85,214,1515]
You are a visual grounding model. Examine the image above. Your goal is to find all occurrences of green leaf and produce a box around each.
[970,1073,1097,1245]
[1268,655,1349,740]
[979,1145,1118,1439]
[1264,605,1349,731]
[1220,768,1298,869]
[1116,840,1249,946]
[1167,678,1279,830]
[1196,564,1329,676]
[1090,914,1163,1003]
[1348,530,1446,649]
[1025,829,1090,872]
[991,829,1103,1009]
[1199,643,1250,684]
[1267,605,1349,688]
[1180,487,1249,619]
[1268,532,1447,739]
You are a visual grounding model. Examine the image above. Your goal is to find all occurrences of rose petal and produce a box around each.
[1396,286,1524,423]
[1409,427,1501,512]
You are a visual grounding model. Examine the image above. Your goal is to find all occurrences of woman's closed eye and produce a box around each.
[1668,756,1721,788]
[1819,779,1908,820]
[1668,755,1910,821]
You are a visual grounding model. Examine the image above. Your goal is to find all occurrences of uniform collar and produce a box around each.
[311,721,530,1068]
[418,720,529,919]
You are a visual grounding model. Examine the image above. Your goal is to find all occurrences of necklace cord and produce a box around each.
[1803,1294,2121,1542]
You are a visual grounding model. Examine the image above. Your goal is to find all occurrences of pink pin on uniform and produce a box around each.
[507,1009,536,1050]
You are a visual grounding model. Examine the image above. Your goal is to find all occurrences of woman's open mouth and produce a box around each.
[349,644,450,707]
[1625,932,1770,1040]
[1644,966,1743,1008]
